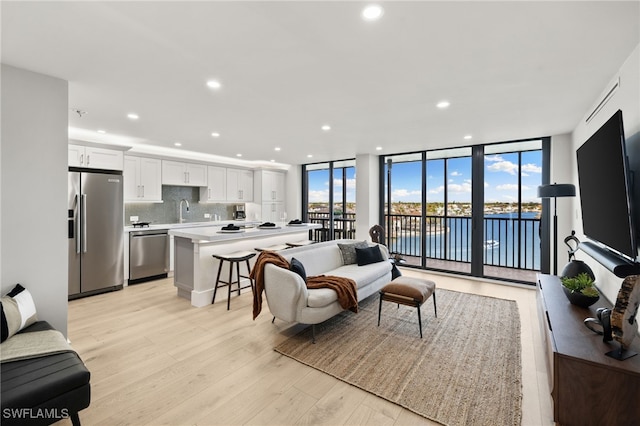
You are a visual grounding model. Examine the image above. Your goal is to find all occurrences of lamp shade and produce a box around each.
[537,183,576,198]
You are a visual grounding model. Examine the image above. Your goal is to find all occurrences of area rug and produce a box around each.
[274,289,522,426]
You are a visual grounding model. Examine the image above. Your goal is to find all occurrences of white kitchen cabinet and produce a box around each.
[261,202,285,223]
[68,144,85,167]
[199,165,227,202]
[162,160,207,186]
[226,168,253,201]
[257,170,286,202]
[124,156,162,202]
[68,144,123,171]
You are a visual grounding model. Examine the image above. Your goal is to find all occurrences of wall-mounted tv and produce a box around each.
[577,109,637,261]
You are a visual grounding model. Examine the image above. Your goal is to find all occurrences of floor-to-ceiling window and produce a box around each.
[483,140,543,282]
[303,160,356,241]
[383,139,546,283]
[333,161,356,239]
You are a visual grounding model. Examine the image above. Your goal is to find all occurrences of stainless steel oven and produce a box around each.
[129,229,170,284]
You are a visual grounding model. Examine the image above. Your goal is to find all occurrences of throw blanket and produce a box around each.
[0,330,74,363]
[306,275,358,314]
[250,251,358,320]
[251,251,289,320]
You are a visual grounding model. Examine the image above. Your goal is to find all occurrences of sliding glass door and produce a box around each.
[384,148,472,274]
[483,141,542,282]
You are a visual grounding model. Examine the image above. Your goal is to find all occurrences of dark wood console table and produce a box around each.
[537,274,640,426]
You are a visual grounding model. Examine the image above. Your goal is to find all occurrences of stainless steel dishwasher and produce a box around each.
[129,229,170,284]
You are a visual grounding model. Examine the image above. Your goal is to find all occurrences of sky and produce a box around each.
[307,150,542,204]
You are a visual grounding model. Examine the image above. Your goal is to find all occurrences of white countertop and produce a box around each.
[168,223,320,242]
[124,220,260,232]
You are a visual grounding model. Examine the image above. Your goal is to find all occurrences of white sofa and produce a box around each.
[263,239,393,333]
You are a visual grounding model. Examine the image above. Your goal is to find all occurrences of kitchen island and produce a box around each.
[169,223,320,307]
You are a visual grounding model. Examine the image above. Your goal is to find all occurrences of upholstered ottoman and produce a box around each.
[377,276,437,338]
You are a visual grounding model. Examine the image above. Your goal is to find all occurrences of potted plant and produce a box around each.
[560,272,600,308]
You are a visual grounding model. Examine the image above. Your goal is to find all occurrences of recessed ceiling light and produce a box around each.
[307,154,313,158]
[97,129,106,134]
[211,132,220,138]
[464,135,473,140]
[321,124,331,131]
[362,4,384,21]
[436,101,450,109]
[174,142,182,147]
[127,113,139,120]
[206,80,221,90]
[275,147,281,151]
[376,146,382,151]
[236,153,242,157]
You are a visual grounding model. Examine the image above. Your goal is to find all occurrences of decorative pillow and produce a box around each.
[1,284,38,343]
[337,241,369,265]
[355,245,385,266]
[290,258,307,283]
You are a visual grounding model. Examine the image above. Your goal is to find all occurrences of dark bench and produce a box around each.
[1,321,91,426]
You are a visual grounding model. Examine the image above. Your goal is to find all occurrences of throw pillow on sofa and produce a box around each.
[1,284,38,342]
[290,258,307,282]
[355,245,385,266]
[337,241,368,265]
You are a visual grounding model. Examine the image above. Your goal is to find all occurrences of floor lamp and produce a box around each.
[537,183,576,275]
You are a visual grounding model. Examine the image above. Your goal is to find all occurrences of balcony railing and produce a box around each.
[306,212,541,271]
[385,214,541,271]
[307,212,356,240]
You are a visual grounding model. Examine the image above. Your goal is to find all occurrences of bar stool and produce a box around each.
[254,244,290,252]
[285,240,316,248]
[212,251,256,310]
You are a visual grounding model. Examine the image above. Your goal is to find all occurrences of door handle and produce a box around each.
[75,194,81,254]
[79,154,84,165]
[81,194,88,253]
[141,185,145,198]
[86,155,90,166]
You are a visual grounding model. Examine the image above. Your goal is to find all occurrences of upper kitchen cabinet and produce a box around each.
[199,165,227,202]
[226,168,253,202]
[261,202,285,223]
[68,144,123,171]
[255,170,286,203]
[162,160,207,186]
[123,156,162,202]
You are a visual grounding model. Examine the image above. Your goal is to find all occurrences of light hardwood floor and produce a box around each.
[60,269,553,425]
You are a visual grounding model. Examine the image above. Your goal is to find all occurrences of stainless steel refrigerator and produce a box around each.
[68,170,124,298]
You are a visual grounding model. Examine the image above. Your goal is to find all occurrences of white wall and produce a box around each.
[549,133,575,271]
[1,64,69,335]
[355,154,380,241]
[570,44,640,318]
[285,165,302,220]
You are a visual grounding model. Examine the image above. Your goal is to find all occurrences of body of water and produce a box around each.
[388,212,541,270]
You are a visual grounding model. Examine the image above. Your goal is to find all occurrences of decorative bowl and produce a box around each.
[562,285,600,308]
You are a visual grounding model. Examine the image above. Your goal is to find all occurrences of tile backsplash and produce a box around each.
[124,186,237,225]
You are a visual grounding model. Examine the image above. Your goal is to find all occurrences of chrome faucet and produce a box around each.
[179,199,190,223]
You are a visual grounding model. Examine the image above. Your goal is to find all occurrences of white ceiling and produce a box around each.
[2,1,639,166]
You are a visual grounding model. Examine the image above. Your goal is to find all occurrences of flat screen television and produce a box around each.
[577,109,638,261]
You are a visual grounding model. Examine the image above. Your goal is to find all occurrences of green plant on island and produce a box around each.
[560,273,599,298]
